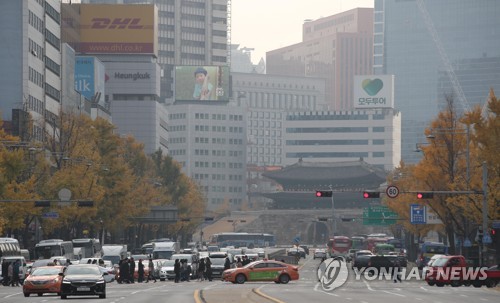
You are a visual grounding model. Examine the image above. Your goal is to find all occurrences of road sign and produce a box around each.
[463,239,472,247]
[362,206,398,226]
[410,204,426,224]
[42,212,59,219]
[492,220,500,229]
[386,185,399,198]
[483,234,492,244]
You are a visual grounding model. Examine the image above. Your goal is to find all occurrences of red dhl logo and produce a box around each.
[91,18,144,29]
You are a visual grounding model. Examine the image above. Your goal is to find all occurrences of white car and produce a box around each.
[159,259,176,281]
[314,248,327,260]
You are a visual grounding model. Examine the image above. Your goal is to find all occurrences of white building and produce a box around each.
[283,109,401,171]
[167,103,247,212]
[0,0,62,141]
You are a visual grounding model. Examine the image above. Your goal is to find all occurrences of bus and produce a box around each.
[0,238,21,258]
[351,236,365,250]
[327,236,352,257]
[72,238,101,259]
[365,237,388,252]
[209,232,275,248]
[417,241,448,269]
[34,239,74,260]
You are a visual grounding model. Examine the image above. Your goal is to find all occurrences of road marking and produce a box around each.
[415,298,423,301]
[313,283,339,296]
[253,286,286,303]
[420,286,429,291]
[363,280,375,291]
[459,294,468,297]
[383,290,406,297]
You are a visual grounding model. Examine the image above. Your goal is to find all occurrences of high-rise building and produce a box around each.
[167,104,247,212]
[0,0,63,141]
[82,0,229,103]
[266,8,374,110]
[374,0,500,163]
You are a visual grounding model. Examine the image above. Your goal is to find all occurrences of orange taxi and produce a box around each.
[222,260,299,284]
[22,265,65,297]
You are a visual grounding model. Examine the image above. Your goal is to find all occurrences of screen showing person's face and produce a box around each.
[195,73,206,84]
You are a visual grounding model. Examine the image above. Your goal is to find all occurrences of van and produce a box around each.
[1,256,28,283]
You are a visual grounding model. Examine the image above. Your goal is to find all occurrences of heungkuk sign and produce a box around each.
[353,75,394,109]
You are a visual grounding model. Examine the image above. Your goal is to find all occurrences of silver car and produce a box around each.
[159,260,176,281]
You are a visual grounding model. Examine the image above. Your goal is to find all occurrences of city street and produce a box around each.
[1,255,498,303]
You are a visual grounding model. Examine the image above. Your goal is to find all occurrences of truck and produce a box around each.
[151,242,180,260]
[101,244,127,266]
[425,255,500,288]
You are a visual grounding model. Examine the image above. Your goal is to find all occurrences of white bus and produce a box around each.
[72,238,101,259]
[0,237,21,258]
[34,239,74,260]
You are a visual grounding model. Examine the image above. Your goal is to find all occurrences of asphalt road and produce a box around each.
[1,254,498,303]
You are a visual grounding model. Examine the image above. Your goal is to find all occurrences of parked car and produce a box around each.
[60,264,107,299]
[22,265,65,297]
[222,260,299,284]
[313,249,327,260]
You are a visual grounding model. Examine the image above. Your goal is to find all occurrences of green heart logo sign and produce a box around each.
[361,79,383,96]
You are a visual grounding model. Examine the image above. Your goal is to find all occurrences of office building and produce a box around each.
[0,0,62,141]
[266,8,373,110]
[374,0,500,163]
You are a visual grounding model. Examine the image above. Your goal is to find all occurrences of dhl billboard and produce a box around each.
[80,4,157,56]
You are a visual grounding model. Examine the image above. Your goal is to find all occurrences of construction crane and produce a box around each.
[416,0,471,112]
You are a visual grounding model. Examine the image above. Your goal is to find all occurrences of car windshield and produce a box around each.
[161,260,175,267]
[431,258,449,267]
[31,267,61,276]
[243,261,260,268]
[65,266,101,275]
[209,258,226,265]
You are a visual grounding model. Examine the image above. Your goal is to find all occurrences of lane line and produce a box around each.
[253,286,286,303]
[313,283,339,297]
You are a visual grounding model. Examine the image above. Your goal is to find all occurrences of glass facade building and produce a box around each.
[374,0,500,163]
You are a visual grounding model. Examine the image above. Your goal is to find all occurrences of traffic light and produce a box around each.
[363,191,380,198]
[34,200,50,207]
[315,190,333,197]
[77,200,94,207]
[416,192,434,199]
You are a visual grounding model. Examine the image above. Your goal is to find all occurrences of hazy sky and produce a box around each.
[231,0,374,64]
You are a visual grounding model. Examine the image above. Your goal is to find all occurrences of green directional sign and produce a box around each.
[363,206,398,226]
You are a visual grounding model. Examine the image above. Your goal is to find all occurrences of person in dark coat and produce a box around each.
[205,257,212,282]
[1,260,9,286]
[174,259,181,283]
[138,259,145,283]
[224,256,231,270]
[11,261,20,286]
[119,258,130,284]
[198,258,205,281]
[129,257,135,283]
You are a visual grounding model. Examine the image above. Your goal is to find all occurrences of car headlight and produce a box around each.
[62,279,71,284]
[53,278,59,283]
[96,279,105,284]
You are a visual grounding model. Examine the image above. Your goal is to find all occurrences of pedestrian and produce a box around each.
[198,258,205,281]
[393,259,402,283]
[12,261,20,287]
[145,259,156,283]
[224,256,231,271]
[138,259,145,283]
[7,262,13,287]
[205,257,212,282]
[66,259,72,265]
[129,257,135,283]
[236,257,243,268]
[119,258,130,284]
[174,259,180,283]
[1,260,9,286]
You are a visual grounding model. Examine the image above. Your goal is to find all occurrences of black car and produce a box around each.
[60,264,107,299]
[352,254,372,270]
[209,257,226,278]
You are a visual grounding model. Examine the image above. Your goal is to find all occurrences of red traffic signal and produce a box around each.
[363,191,380,198]
[417,192,434,199]
[315,190,332,197]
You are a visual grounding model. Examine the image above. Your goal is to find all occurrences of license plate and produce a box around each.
[78,287,91,291]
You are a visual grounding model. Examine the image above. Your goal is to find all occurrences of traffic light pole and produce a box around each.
[482,161,488,266]
[329,185,336,236]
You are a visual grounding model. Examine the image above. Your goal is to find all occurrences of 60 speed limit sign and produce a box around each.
[386,185,399,198]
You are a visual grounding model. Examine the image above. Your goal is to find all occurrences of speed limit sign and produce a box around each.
[386,185,399,198]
